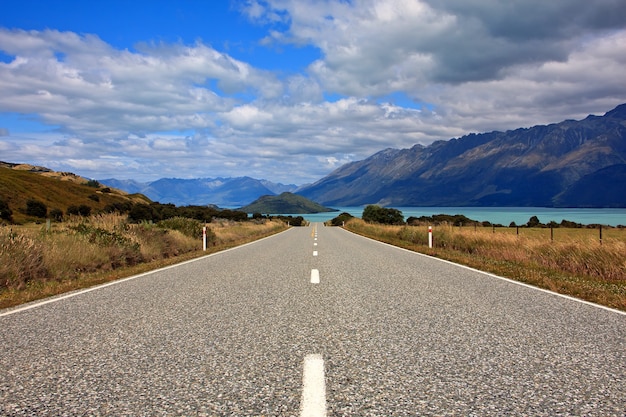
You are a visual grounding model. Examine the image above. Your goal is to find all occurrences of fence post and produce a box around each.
[599,225,603,245]
[428,226,433,248]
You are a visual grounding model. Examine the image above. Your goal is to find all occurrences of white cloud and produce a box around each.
[0,29,281,139]
[0,1,625,185]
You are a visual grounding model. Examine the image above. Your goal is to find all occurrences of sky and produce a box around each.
[1,0,625,185]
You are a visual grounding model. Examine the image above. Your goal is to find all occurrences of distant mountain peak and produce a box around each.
[99,176,298,207]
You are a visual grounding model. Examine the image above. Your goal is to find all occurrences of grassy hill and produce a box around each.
[0,163,150,224]
[239,192,338,214]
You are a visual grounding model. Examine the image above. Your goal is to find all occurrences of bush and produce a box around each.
[67,204,92,217]
[25,199,47,218]
[0,198,13,222]
[128,203,159,223]
[330,212,354,226]
[103,201,133,214]
[527,215,541,227]
[362,205,404,225]
[157,217,207,239]
[50,208,63,221]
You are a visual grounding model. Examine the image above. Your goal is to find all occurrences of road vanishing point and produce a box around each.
[1,224,625,416]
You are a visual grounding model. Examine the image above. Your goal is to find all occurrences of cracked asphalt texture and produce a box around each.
[1,224,625,416]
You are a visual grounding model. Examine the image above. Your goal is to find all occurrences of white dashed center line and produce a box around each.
[310,269,320,284]
[313,250,318,256]
[300,354,327,417]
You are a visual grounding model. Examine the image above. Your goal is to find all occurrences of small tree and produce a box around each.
[362,205,404,225]
[527,215,541,228]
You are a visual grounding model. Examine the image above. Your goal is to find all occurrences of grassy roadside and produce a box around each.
[344,218,626,311]
[0,216,288,309]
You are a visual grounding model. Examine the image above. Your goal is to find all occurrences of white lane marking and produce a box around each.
[301,354,327,417]
[314,242,318,246]
[310,269,320,284]
[313,251,318,256]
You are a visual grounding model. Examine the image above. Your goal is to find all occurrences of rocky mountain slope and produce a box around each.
[297,104,626,207]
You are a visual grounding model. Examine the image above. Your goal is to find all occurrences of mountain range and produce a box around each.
[99,177,298,207]
[298,103,626,207]
[102,103,626,208]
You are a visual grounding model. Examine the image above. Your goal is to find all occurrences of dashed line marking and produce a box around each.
[310,269,320,284]
[313,251,318,256]
[300,354,326,417]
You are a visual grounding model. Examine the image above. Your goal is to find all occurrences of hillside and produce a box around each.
[239,192,338,214]
[0,163,150,224]
[297,103,626,207]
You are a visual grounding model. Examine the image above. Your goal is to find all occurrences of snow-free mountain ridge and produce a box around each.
[102,103,626,208]
[297,103,626,208]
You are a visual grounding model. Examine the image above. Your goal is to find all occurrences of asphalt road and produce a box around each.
[1,224,625,416]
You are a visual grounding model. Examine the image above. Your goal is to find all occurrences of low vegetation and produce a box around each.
[333,205,626,310]
[343,216,626,311]
[0,213,287,309]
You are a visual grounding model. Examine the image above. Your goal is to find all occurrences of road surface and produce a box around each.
[1,224,625,416]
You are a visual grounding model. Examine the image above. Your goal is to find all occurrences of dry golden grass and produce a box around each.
[0,216,287,309]
[346,219,626,311]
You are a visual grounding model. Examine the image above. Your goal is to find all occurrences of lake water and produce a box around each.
[286,207,626,226]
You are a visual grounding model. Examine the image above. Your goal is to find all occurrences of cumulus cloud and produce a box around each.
[1,1,625,184]
[253,0,626,91]
[0,29,281,139]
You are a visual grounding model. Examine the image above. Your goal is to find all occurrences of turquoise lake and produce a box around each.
[286,207,626,226]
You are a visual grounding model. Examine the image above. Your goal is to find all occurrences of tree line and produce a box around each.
[0,198,249,224]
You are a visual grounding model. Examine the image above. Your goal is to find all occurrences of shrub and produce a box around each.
[0,199,13,222]
[25,199,47,218]
[103,201,132,214]
[527,215,541,227]
[49,208,63,221]
[128,203,159,223]
[67,204,92,217]
[362,205,404,225]
[157,217,207,239]
[330,212,354,226]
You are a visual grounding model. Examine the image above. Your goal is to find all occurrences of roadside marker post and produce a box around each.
[428,226,433,248]
[202,226,207,251]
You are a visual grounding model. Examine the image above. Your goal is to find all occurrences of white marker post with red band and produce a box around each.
[428,225,433,248]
